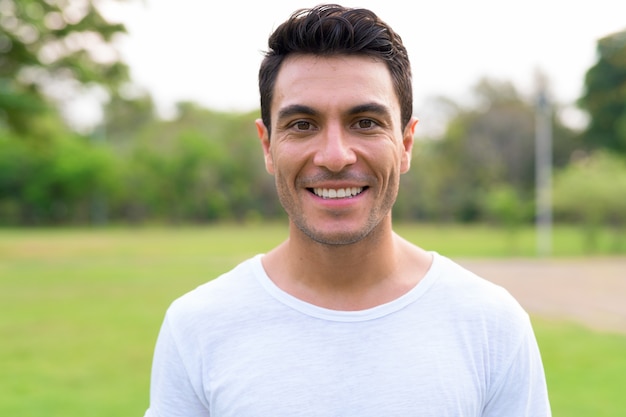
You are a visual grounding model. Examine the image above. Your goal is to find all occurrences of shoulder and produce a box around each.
[433,254,525,310]
[427,254,540,379]
[164,255,267,333]
[427,253,532,338]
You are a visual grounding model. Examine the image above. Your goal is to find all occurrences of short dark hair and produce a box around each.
[258,4,413,135]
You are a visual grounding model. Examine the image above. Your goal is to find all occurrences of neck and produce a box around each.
[262,220,431,310]
[291,221,396,285]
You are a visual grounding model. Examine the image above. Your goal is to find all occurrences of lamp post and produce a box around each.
[535,82,552,257]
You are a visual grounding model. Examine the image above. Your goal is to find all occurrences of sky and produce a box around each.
[95,0,626,133]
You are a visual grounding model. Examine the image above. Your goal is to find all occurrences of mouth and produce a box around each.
[309,187,366,199]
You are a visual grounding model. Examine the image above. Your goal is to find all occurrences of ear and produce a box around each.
[400,117,418,173]
[255,118,274,174]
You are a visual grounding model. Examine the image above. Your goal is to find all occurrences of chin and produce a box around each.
[297,223,378,247]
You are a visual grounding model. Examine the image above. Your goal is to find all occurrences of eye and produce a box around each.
[294,121,312,131]
[354,119,378,130]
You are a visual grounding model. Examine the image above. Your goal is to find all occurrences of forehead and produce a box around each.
[272,54,399,119]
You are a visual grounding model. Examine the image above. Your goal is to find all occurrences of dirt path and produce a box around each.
[456,257,626,334]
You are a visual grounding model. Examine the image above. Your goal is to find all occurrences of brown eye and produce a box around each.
[356,119,375,129]
[295,121,312,130]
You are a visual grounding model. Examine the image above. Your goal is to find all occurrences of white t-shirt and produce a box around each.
[145,252,551,416]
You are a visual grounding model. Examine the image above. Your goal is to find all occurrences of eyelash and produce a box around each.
[293,121,314,131]
[289,118,379,131]
[355,119,376,129]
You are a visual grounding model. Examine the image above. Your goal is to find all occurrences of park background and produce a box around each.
[1,0,626,416]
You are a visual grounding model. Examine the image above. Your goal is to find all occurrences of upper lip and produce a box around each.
[306,181,366,188]
[299,174,372,195]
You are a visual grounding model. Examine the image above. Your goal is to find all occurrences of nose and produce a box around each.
[312,124,357,172]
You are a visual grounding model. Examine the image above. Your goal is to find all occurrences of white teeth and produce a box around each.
[313,187,364,199]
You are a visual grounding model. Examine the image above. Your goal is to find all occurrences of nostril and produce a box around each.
[313,145,357,172]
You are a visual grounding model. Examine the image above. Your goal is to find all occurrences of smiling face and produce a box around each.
[256,54,417,246]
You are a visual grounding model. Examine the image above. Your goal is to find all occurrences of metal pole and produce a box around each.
[90,124,108,225]
[535,88,552,257]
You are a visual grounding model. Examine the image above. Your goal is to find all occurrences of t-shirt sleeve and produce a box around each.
[482,317,551,417]
[144,313,209,417]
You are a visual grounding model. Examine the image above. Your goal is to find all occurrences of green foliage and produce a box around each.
[482,184,529,226]
[0,128,117,224]
[103,91,156,144]
[552,151,626,251]
[579,29,626,154]
[480,184,530,253]
[0,102,285,226]
[0,0,129,135]
[106,105,280,223]
[0,3,622,228]
[396,78,580,223]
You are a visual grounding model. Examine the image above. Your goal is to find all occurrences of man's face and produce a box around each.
[256,54,416,246]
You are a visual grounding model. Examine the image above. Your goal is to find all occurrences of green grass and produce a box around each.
[396,222,626,257]
[533,319,626,416]
[0,223,625,416]
[0,225,287,417]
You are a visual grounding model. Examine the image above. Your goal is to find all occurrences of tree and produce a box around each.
[108,103,278,224]
[553,151,626,252]
[579,29,626,154]
[0,126,118,224]
[397,78,580,222]
[0,0,129,135]
[481,184,530,254]
[102,90,156,145]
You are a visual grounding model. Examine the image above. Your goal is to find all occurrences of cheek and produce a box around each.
[272,144,308,174]
[270,155,298,188]
[267,142,300,177]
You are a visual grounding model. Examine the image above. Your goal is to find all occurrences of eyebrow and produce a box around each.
[277,104,319,122]
[276,102,391,122]
[347,102,392,119]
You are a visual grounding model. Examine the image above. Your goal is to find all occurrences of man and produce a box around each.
[144,4,551,416]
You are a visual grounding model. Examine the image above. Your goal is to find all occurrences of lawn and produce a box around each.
[534,319,626,417]
[1,223,624,416]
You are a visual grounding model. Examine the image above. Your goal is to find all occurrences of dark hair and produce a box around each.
[258,4,413,134]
